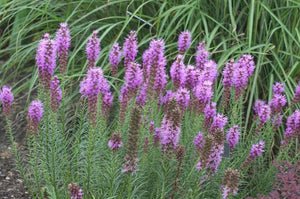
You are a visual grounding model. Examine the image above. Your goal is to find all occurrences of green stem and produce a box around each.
[127,174,132,199]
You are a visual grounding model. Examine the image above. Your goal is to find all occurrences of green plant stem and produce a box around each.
[6,116,34,198]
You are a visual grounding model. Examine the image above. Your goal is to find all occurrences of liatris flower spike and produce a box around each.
[292,83,300,105]
[108,132,123,152]
[221,168,240,199]
[194,131,204,153]
[242,141,265,169]
[27,100,44,134]
[123,30,138,69]
[282,110,300,145]
[0,86,14,117]
[195,41,209,70]
[86,30,100,69]
[273,82,285,95]
[226,125,240,152]
[178,30,191,54]
[50,76,62,111]
[36,33,57,89]
[170,54,186,91]
[56,22,71,74]
[68,183,83,199]
[109,42,122,76]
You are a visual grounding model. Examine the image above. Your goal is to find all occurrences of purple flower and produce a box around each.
[109,42,122,76]
[292,83,300,104]
[123,31,138,69]
[203,102,216,130]
[0,86,14,116]
[124,62,143,97]
[136,82,148,106]
[28,100,44,134]
[253,100,266,115]
[164,90,176,105]
[178,30,191,54]
[86,30,100,69]
[233,55,255,99]
[176,87,190,110]
[283,110,300,143]
[80,67,111,124]
[185,65,197,90]
[272,113,283,128]
[257,104,271,125]
[273,82,285,95]
[195,41,209,70]
[249,141,265,158]
[226,125,240,151]
[56,22,71,74]
[270,94,287,114]
[50,76,62,111]
[102,92,113,118]
[199,60,218,84]
[193,81,214,113]
[108,132,123,152]
[68,183,83,199]
[36,33,57,89]
[170,55,186,91]
[210,113,228,132]
[194,131,204,152]
[222,59,235,88]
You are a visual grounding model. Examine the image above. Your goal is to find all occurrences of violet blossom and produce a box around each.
[195,41,209,70]
[283,110,300,144]
[86,30,100,69]
[28,100,44,134]
[108,132,123,152]
[226,125,240,151]
[56,22,71,74]
[123,31,138,69]
[109,42,122,76]
[170,54,186,91]
[50,76,62,111]
[178,30,191,54]
[0,86,14,116]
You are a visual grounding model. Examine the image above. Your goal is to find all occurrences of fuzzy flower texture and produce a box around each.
[27,100,44,134]
[56,22,71,74]
[0,86,14,116]
[86,30,100,69]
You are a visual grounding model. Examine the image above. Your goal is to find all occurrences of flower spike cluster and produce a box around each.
[56,22,71,74]
[0,86,14,116]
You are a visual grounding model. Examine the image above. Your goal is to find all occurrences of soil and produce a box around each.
[0,91,31,198]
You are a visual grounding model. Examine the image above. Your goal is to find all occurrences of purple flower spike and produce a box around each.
[257,104,271,125]
[273,82,285,95]
[0,86,14,116]
[222,59,234,106]
[249,141,265,158]
[86,30,100,69]
[28,100,44,134]
[109,42,122,76]
[68,183,83,199]
[124,62,143,97]
[50,76,62,111]
[194,131,204,153]
[203,102,216,130]
[36,33,57,89]
[226,125,240,151]
[199,60,218,84]
[176,87,190,111]
[210,113,228,133]
[178,30,191,54]
[292,83,300,105]
[195,41,209,70]
[283,110,300,144]
[123,31,138,69]
[108,132,123,152]
[270,94,287,114]
[193,81,214,113]
[185,65,197,90]
[56,22,71,74]
[170,55,186,91]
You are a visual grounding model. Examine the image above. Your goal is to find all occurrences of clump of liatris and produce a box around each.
[80,67,111,125]
[177,30,191,54]
[67,183,83,199]
[56,22,71,74]
[222,59,234,108]
[291,83,300,106]
[108,132,123,152]
[282,110,300,145]
[226,125,240,151]
[221,168,240,199]
[193,131,204,153]
[36,33,57,89]
[122,106,142,173]
[0,86,14,117]
[109,42,122,76]
[50,76,62,111]
[123,30,138,69]
[86,30,100,69]
[195,41,209,70]
[233,54,255,99]
[242,141,265,169]
[27,100,44,134]
[170,55,186,91]
[159,98,182,154]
